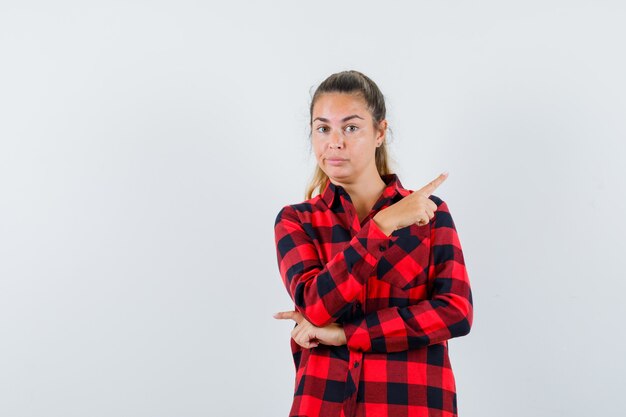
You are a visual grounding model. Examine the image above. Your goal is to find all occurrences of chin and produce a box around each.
[323,166,346,175]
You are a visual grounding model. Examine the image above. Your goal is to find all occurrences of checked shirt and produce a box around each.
[274,173,473,417]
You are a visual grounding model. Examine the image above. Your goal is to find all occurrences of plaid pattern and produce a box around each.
[274,173,473,417]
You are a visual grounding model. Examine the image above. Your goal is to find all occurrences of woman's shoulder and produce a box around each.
[429,193,444,207]
[274,194,323,226]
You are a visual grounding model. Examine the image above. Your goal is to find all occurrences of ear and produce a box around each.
[376,119,388,146]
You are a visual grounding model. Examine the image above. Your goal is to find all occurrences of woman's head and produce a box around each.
[309,70,387,129]
[305,70,394,199]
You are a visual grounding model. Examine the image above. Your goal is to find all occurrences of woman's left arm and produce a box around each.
[342,199,474,353]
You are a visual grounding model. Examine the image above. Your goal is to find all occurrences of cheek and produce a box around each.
[312,141,324,159]
[352,146,371,162]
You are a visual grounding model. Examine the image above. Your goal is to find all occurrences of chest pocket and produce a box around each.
[374,224,431,291]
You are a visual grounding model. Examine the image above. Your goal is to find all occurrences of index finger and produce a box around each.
[416,171,448,197]
[273,310,303,324]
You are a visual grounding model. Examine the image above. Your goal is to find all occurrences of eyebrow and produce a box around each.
[313,114,365,123]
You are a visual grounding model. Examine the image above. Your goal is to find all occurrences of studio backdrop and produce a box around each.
[1,1,624,416]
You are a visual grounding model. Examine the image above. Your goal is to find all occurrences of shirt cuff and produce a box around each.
[357,218,392,258]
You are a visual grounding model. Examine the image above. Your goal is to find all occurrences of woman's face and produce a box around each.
[310,92,386,183]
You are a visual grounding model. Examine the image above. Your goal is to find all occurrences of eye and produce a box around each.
[345,125,358,133]
[315,126,328,133]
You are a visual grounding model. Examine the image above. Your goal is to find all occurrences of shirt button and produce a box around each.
[353,361,360,368]
[379,244,385,251]
[355,302,361,310]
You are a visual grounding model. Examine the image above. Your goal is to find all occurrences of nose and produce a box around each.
[329,131,344,149]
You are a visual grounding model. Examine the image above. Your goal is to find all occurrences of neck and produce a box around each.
[330,170,387,216]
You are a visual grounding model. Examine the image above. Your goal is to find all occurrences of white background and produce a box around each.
[1,1,625,416]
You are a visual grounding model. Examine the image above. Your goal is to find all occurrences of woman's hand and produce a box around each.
[274,310,347,349]
[373,171,448,235]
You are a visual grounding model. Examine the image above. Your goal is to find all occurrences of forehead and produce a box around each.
[312,92,370,119]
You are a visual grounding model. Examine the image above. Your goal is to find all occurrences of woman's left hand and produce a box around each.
[274,310,347,349]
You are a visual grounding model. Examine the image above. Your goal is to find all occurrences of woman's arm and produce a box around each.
[274,204,392,327]
[342,199,474,353]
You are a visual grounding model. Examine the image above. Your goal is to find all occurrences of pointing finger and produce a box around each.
[273,311,296,320]
[417,172,448,197]
[273,311,303,324]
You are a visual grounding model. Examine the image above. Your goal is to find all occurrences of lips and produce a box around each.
[326,158,347,166]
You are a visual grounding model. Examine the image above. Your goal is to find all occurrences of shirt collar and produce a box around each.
[321,173,407,208]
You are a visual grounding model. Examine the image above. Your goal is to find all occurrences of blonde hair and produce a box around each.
[305,70,395,200]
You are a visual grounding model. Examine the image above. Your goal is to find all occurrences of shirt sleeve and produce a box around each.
[342,199,473,353]
[274,204,392,327]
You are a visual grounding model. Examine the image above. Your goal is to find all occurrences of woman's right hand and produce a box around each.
[373,172,448,235]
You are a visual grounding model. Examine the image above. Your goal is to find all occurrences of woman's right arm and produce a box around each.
[274,204,392,327]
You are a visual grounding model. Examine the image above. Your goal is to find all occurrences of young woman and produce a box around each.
[273,70,473,417]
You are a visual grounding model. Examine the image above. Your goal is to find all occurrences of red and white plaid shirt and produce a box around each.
[274,173,473,417]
